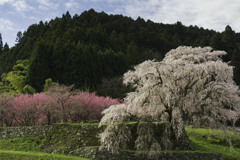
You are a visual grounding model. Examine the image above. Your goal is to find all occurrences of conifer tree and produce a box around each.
[0,33,3,55]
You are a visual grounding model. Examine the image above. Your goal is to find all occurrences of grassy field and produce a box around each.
[0,136,90,160]
[185,126,240,160]
[0,150,90,160]
[0,124,239,160]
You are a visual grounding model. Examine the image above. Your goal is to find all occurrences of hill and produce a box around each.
[0,9,240,97]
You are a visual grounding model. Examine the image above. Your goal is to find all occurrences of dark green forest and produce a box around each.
[0,9,240,98]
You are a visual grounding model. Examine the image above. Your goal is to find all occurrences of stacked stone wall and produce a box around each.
[0,124,223,160]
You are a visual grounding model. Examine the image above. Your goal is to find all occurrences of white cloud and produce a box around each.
[0,0,13,5]
[0,18,17,46]
[122,0,240,32]
[65,0,79,9]
[0,0,32,11]
[29,16,40,21]
[0,18,14,30]
[37,0,50,6]
[37,0,59,10]
[11,0,32,11]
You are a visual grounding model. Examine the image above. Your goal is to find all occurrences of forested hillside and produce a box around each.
[0,9,240,98]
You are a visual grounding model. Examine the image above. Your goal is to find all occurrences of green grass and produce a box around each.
[0,150,90,160]
[0,136,91,160]
[0,136,44,151]
[185,126,240,160]
[189,136,240,160]
[58,121,168,126]
[57,123,99,126]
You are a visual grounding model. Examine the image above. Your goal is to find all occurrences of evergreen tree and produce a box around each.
[231,46,240,85]
[126,41,139,65]
[222,25,235,61]
[0,10,240,96]
[0,33,3,55]
[223,25,235,44]
[3,43,9,53]
[210,34,223,50]
[15,31,23,43]
[27,41,52,91]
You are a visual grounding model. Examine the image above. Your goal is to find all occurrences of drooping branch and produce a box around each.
[99,46,240,152]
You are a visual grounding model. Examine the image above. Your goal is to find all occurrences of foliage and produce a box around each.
[22,85,36,95]
[99,46,240,152]
[15,31,23,43]
[27,41,52,91]
[43,78,57,92]
[0,33,2,55]
[0,59,35,95]
[96,76,133,99]
[1,9,240,98]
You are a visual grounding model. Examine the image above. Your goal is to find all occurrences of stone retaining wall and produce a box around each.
[0,125,52,139]
[0,124,224,160]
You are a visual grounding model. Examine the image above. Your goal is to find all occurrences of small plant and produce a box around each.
[206,135,220,144]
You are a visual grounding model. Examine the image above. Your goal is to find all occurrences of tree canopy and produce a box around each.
[99,46,240,152]
[0,9,240,97]
[0,59,35,95]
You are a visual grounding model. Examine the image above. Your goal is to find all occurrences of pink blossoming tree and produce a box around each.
[11,94,47,126]
[69,92,121,122]
[0,83,121,126]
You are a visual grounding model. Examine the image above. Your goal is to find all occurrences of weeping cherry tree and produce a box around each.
[99,46,240,152]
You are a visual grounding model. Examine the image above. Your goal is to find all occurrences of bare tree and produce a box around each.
[45,83,74,123]
[0,93,14,126]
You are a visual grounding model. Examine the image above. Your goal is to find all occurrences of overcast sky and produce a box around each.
[0,0,240,47]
